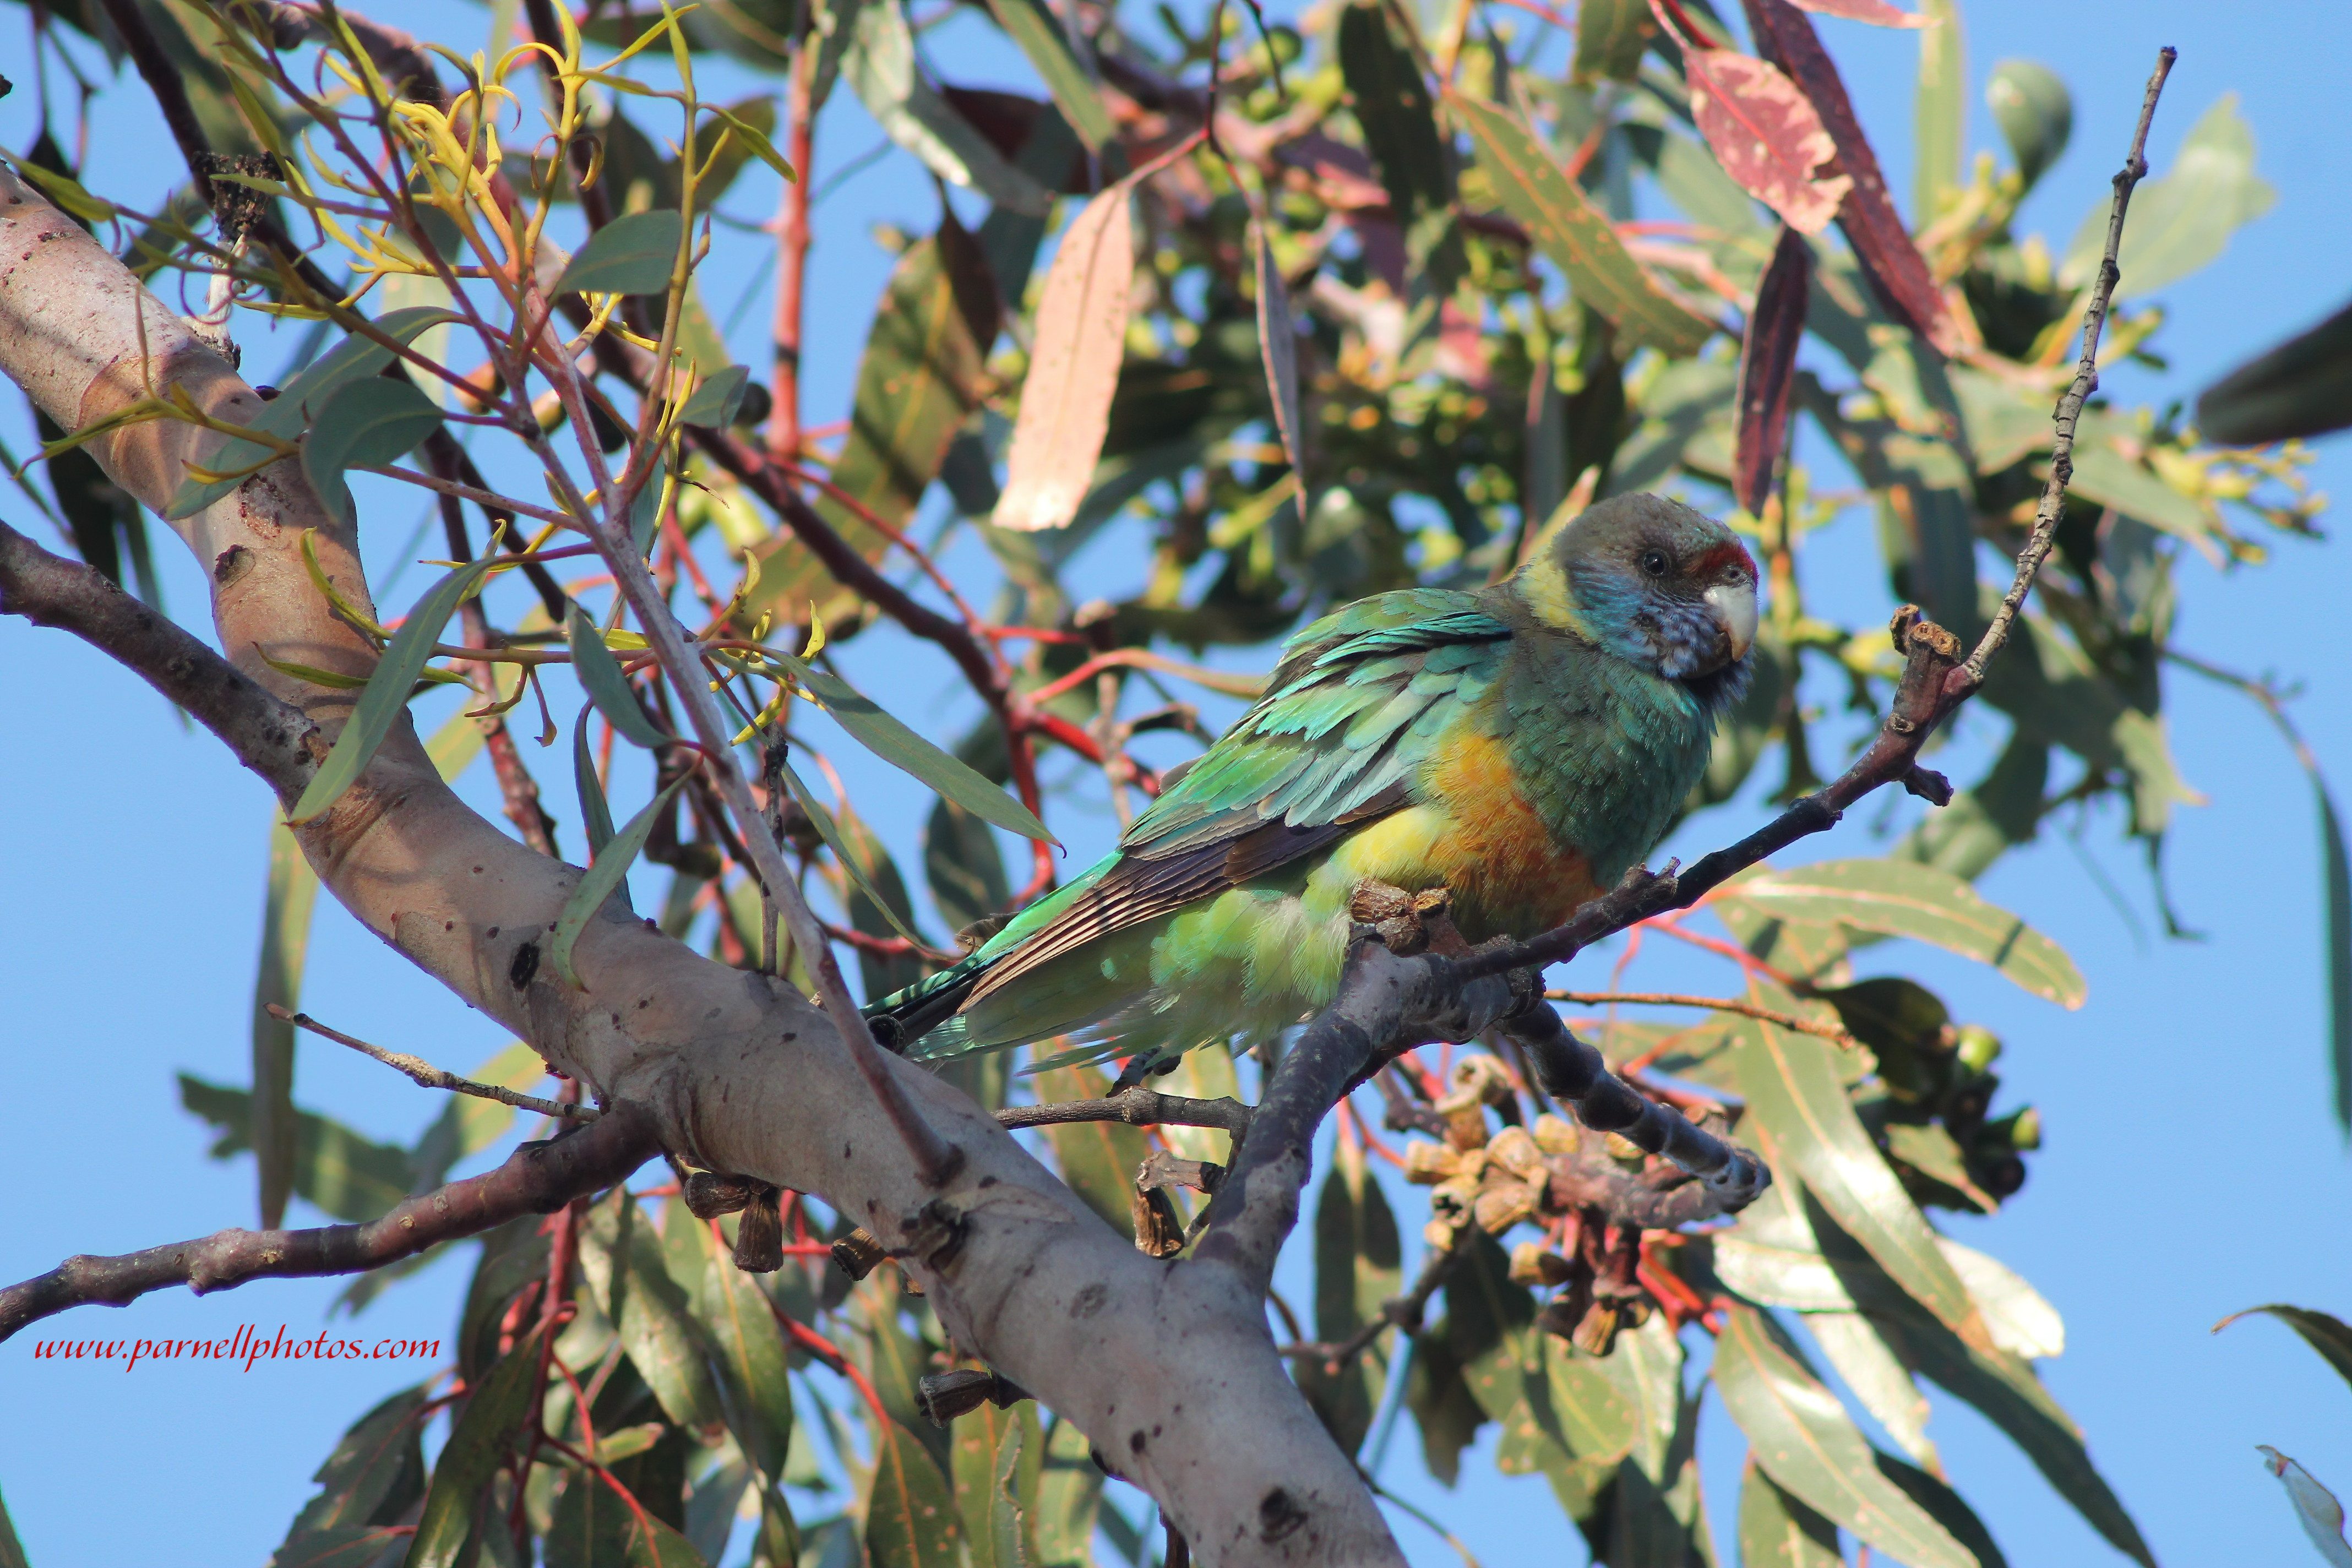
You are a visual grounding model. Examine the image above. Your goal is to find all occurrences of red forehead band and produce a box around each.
[1692,539,1757,581]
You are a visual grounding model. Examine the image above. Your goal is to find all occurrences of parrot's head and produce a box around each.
[1516,492,1759,706]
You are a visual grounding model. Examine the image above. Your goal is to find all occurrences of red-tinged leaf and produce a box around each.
[1664,26,1853,235]
[1741,0,1964,355]
[994,182,1135,532]
[1734,227,1811,513]
[1789,0,1926,26]
[405,1326,545,1568]
[1449,91,1716,357]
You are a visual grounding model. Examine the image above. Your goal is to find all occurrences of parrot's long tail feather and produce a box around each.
[861,951,994,1052]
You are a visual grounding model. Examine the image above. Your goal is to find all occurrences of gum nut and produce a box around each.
[1474,1184,1538,1235]
[1425,1218,1458,1251]
[1955,1024,2002,1073]
[1532,1113,1580,1156]
[1402,1140,1460,1184]
[1485,1125,1543,1177]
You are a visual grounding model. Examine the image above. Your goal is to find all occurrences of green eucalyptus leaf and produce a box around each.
[678,364,752,428]
[2060,94,2274,299]
[567,607,672,749]
[405,1324,546,1568]
[573,704,619,859]
[1713,1305,1974,1568]
[251,816,319,1229]
[178,1074,414,1222]
[551,775,686,988]
[556,209,685,296]
[844,0,1053,215]
[1738,1456,1842,1568]
[166,307,461,520]
[302,377,444,527]
[864,1416,963,1568]
[1721,858,2086,1007]
[290,558,496,825]
[577,1190,726,1431]
[2217,1304,2352,1395]
[983,0,1115,151]
[2198,295,2352,445]
[778,655,1055,841]
[1450,92,1713,356]
[279,1387,429,1544]
[774,758,928,948]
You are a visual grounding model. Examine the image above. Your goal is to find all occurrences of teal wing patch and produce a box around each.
[960,593,1512,1005]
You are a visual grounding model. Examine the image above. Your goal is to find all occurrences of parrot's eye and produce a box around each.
[1638,549,1670,578]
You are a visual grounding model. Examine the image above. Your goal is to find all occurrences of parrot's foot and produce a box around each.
[1348,879,1469,957]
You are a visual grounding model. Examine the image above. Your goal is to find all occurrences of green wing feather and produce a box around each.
[864,589,1513,1052]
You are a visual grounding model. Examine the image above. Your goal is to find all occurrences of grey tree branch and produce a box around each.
[996,1089,1254,1142]
[0,1104,660,1337]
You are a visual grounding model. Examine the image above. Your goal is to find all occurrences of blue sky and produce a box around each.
[3,2,2350,1564]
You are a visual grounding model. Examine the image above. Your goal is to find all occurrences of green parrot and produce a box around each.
[865,493,1759,1070]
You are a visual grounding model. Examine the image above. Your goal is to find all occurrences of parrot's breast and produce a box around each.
[1327,728,1600,940]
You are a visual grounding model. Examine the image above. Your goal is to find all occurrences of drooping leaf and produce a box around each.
[689,1223,798,1478]
[1734,227,1811,514]
[1876,1453,2011,1568]
[1744,0,1963,353]
[574,705,619,859]
[279,1387,429,1548]
[830,798,928,996]
[1729,1015,1986,1344]
[551,776,687,989]
[1452,92,1715,357]
[994,181,1135,533]
[1255,219,1308,509]
[251,816,320,1229]
[578,1190,727,1431]
[1941,1237,2065,1359]
[166,307,459,519]
[289,557,496,825]
[2198,294,2352,447]
[568,607,673,750]
[777,655,1054,841]
[1986,58,2072,190]
[845,0,1054,215]
[2215,1305,2352,1396]
[1806,1311,1938,1468]
[1674,37,1853,235]
[678,364,752,428]
[2258,1447,2352,1568]
[405,1324,546,1568]
[556,208,685,297]
[865,1416,963,1568]
[772,757,928,949]
[178,1075,415,1222]
[988,1413,1032,1568]
[1713,1306,1974,1568]
[2061,94,2275,301]
[1737,1456,1842,1568]
[982,0,1115,151]
[1721,858,2087,1006]
[302,378,445,527]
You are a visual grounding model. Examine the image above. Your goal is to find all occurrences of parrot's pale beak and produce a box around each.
[1705,581,1758,665]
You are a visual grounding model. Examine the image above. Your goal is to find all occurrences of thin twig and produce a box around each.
[996,1088,1254,1142]
[267,1005,595,1120]
[1963,46,2175,685]
[1277,1223,1479,1370]
[1546,990,1853,1046]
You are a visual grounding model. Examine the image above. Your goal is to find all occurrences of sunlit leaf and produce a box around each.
[845,0,1053,215]
[865,1415,963,1568]
[1714,1306,1974,1568]
[1675,40,1852,235]
[1450,92,1714,356]
[2259,1447,2352,1568]
[1912,0,1964,217]
[1720,858,2086,1006]
[251,816,320,1229]
[994,182,1135,532]
[983,0,1115,151]
[2061,94,2274,300]
[1987,57,2072,190]
[1738,1456,1842,1568]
